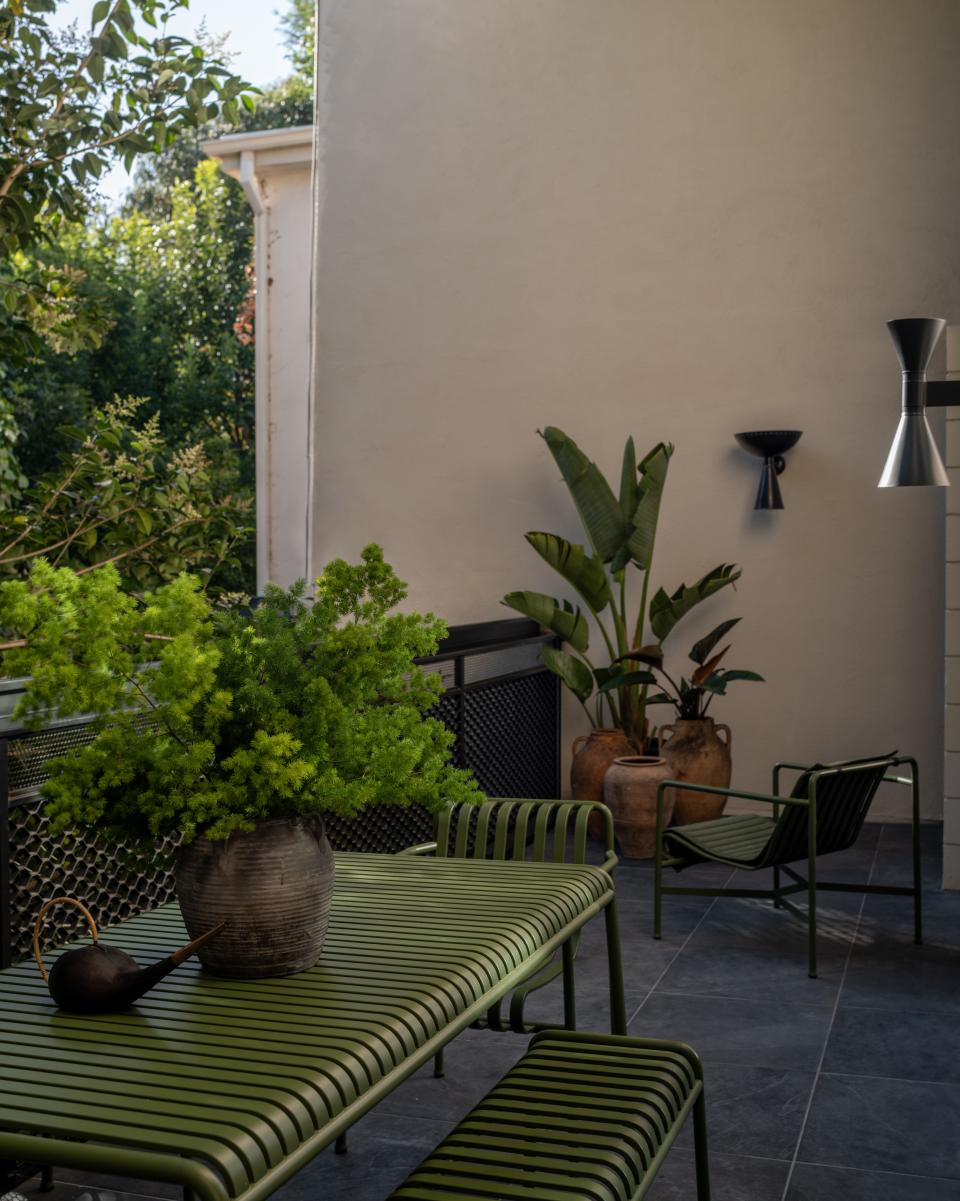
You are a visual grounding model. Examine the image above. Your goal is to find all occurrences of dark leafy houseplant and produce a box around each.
[0,545,482,843]
[503,427,739,748]
[603,617,763,720]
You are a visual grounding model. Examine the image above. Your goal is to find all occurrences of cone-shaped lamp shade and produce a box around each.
[887,317,945,374]
[878,411,949,487]
[879,317,949,487]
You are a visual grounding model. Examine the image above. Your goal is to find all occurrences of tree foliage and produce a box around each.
[12,159,255,476]
[0,0,254,365]
[0,396,252,596]
[0,547,482,842]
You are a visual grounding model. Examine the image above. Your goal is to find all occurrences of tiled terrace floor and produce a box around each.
[15,821,959,1201]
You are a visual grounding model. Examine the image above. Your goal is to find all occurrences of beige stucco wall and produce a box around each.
[310,0,960,819]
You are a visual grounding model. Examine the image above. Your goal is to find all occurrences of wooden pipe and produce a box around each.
[34,897,225,1014]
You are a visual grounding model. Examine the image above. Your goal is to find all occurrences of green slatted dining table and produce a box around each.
[0,852,625,1201]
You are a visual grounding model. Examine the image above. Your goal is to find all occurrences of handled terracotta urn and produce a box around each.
[570,728,634,837]
[659,718,732,824]
[602,756,674,858]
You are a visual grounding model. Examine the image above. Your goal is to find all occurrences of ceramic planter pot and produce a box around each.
[175,815,335,978]
[602,756,674,858]
[571,728,635,838]
[660,718,732,824]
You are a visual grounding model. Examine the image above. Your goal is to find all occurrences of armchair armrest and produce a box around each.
[397,842,438,856]
[657,779,810,810]
[772,760,814,796]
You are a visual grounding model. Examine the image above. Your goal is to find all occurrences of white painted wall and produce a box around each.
[308,0,960,821]
[204,127,314,592]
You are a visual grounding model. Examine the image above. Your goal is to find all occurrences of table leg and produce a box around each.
[604,896,627,1035]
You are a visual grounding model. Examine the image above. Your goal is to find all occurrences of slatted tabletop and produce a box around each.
[0,852,616,1201]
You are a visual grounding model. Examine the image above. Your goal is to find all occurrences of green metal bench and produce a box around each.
[389,1029,710,1201]
[404,797,622,1076]
[654,754,922,976]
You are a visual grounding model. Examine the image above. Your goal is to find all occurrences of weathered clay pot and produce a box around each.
[660,718,732,824]
[602,756,674,858]
[176,815,335,978]
[571,728,635,838]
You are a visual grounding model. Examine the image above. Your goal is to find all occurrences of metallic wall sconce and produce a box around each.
[735,430,802,509]
[879,317,960,487]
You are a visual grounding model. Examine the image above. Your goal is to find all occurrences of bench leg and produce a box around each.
[604,897,627,1035]
[654,827,664,939]
[40,1166,54,1192]
[912,767,923,945]
[433,1048,445,1078]
[773,864,782,909]
[562,939,576,1030]
[335,1133,348,1154]
[807,821,818,980]
[693,1089,711,1201]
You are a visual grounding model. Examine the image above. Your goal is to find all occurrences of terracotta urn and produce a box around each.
[660,718,732,824]
[570,727,634,836]
[602,756,674,858]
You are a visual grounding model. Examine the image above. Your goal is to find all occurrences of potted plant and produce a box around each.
[503,427,740,811]
[0,546,482,978]
[601,617,763,824]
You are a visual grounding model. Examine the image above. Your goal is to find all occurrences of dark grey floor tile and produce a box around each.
[825,1004,960,1083]
[273,1110,453,1201]
[41,1174,175,1200]
[800,1073,960,1179]
[655,944,844,1004]
[787,1162,960,1201]
[629,993,833,1071]
[842,942,960,1014]
[858,889,958,949]
[669,1064,813,1160]
[647,1149,790,1200]
[688,896,860,953]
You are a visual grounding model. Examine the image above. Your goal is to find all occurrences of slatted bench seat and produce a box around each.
[389,1029,710,1201]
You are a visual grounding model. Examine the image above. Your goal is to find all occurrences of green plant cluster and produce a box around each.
[606,617,764,720]
[0,546,482,843]
[504,427,741,747]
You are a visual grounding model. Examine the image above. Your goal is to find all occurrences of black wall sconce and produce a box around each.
[879,317,959,487]
[735,430,802,509]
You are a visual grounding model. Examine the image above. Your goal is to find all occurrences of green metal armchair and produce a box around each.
[404,797,624,1070]
[654,754,922,977]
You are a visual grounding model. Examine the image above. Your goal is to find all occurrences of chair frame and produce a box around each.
[654,756,922,977]
[403,797,625,1068]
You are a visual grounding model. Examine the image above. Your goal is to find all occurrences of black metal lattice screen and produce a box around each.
[0,619,559,966]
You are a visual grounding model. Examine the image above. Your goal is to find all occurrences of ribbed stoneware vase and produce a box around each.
[660,718,732,824]
[175,816,335,978]
[602,756,674,859]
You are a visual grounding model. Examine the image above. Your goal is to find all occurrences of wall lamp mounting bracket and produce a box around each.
[735,430,802,509]
[880,317,960,487]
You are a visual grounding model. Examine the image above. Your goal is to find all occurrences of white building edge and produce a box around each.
[202,125,315,595]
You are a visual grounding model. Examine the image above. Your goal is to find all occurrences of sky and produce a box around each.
[52,0,293,203]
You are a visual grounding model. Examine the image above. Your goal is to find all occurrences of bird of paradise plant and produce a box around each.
[503,427,740,749]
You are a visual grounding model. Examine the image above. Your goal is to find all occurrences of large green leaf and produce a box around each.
[649,563,741,642]
[540,427,626,563]
[690,617,740,665]
[596,668,658,695]
[502,590,589,652]
[540,645,594,703]
[626,442,673,567]
[525,531,611,613]
[618,436,639,521]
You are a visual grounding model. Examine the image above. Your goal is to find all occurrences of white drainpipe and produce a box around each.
[239,151,270,594]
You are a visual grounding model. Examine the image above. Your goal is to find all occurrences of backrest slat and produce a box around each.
[761,758,892,867]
